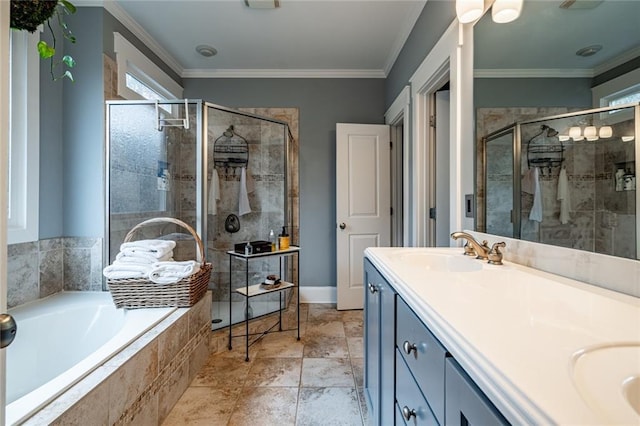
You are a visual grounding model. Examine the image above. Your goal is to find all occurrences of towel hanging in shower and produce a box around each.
[530,167,543,222]
[557,167,571,224]
[239,167,252,216]
[208,168,221,215]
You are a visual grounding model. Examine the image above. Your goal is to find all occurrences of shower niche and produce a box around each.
[479,103,639,259]
[106,100,298,329]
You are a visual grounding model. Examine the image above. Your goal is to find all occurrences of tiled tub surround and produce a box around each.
[365,247,640,424]
[7,237,103,309]
[20,291,211,425]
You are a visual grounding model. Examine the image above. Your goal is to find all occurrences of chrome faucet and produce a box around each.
[450,232,490,260]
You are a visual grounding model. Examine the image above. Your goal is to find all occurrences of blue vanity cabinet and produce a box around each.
[364,258,396,425]
[445,357,510,426]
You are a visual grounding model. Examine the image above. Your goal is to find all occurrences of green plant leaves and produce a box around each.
[37,41,55,59]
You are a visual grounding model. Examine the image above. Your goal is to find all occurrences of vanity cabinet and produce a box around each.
[396,298,446,425]
[364,255,509,426]
[364,258,396,425]
[445,357,509,425]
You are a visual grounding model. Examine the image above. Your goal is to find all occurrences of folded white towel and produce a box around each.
[103,263,152,280]
[557,168,571,224]
[119,239,176,258]
[208,168,220,215]
[115,251,174,264]
[148,260,201,284]
[238,167,252,216]
[529,167,543,223]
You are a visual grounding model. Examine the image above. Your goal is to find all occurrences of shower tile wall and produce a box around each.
[477,107,636,259]
[206,108,299,309]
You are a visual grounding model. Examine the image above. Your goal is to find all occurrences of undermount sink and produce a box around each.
[570,342,640,423]
[390,250,483,273]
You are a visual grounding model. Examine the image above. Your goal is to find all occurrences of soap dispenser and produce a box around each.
[279,226,290,250]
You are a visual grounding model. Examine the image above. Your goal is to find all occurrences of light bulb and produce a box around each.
[492,0,523,23]
[456,0,484,24]
[586,137,599,141]
[599,126,613,138]
[569,127,582,140]
[583,126,597,139]
[558,135,570,142]
[622,136,635,142]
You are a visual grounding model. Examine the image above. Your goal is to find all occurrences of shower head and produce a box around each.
[542,125,559,137]
[223,125,235,138]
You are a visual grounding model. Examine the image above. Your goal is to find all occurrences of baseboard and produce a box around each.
[299,286,336,304]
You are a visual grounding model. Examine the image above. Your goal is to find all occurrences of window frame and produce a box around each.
[592,67,640,124]
[113,32,183,101]
[8,29,40,244]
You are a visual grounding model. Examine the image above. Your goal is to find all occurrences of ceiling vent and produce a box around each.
[559,0,604,10]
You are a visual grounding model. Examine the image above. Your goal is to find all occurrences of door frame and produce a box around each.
[385,85,410,247]
[1,0,12,422]
[409,21,475,246]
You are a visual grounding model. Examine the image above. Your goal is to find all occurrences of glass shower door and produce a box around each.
[483,127,516,238]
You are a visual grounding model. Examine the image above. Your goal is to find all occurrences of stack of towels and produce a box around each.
[103,239,200,284]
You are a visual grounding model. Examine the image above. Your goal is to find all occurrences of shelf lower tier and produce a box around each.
[234,281,294,297]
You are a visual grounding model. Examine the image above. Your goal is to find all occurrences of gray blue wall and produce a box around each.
[183,78,385,286]
[474,78,593,108]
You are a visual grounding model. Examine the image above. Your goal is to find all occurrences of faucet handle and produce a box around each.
[488,242,506,265]
[462,242,476,256]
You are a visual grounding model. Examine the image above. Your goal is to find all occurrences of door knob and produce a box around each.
[0,313,17,348]
[339,222,346,230]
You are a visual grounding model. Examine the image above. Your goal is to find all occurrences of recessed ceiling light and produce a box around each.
[575,44,602,57]
[196,45,217,57]
[244,0,280,9]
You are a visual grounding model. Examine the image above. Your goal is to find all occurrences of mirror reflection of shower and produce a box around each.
[480,103,638,259]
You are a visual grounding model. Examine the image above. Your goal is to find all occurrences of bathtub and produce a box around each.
[6,292,175,425]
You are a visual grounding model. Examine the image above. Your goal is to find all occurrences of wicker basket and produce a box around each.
[107,217,211,309]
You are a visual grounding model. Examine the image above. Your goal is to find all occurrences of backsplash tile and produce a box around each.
[469,230,640,298]
[7,237,104,308]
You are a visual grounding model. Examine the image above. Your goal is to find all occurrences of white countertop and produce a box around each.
[365,247,640,425]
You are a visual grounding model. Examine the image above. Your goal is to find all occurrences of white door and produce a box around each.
[336,123,390,310]
[434,90,451,246]
[1,2,11,422]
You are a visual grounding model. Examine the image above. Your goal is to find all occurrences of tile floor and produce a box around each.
[163,303,368,426]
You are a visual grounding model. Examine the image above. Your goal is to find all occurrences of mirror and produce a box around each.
[474,0,640,259]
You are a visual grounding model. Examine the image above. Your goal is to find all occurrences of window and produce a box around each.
[113,32,183,102]
[592,67,640,123]
[8,29,39,244]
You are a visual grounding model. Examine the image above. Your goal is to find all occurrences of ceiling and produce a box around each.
[95,0,428,78]
[474,0,640,77]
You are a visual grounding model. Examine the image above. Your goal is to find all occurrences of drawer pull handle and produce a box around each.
[402,406,417,421]
[403,340,417,355]
[368,283,378,294]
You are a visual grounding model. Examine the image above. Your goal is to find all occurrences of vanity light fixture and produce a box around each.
[558,135,571,142]
[456,0,523,24]
[569,126,583,141]
[456,0,485,24]
[584,126,597,140]
[492,0,523,23]
[622,136,635,142]
[568,125,615,141]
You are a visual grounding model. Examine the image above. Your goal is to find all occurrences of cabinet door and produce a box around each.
[445,357,510,426]
[364,259,381,422]
[379,277,396,424]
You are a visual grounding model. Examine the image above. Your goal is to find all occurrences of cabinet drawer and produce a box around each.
[395,349,439,426]
[396,298,446,424]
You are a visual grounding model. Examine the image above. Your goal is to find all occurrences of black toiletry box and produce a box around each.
[234,240,272,254]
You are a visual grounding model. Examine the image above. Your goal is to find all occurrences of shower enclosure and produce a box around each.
[106,100,297,329]
[480,103,639,259]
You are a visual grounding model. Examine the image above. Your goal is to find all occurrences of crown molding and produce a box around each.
[101,1,184,77]
[474,68,594,78]
[383,1,427,76]
[593,46,640,76]
[182,68,387,79]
